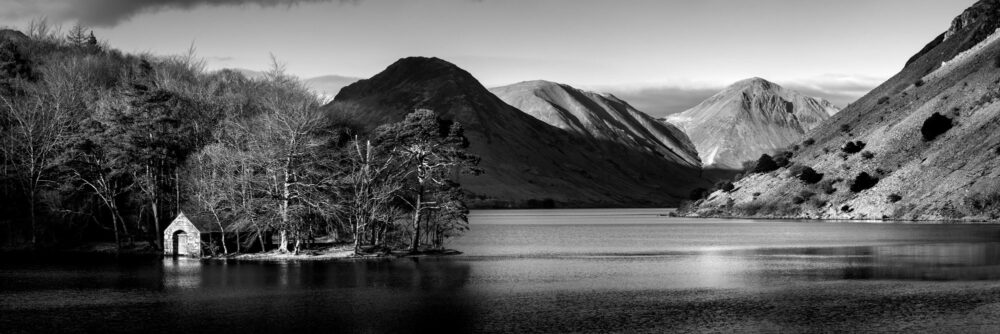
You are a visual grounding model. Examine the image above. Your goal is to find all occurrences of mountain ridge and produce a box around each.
[489,80,701,167]
[326,57,708,208]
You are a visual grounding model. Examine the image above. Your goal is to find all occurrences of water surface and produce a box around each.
[4,209,1000,333]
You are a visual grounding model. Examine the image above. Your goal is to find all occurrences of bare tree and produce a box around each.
[70,150,134,251]
[345,138,403,254]
[27,18,63,43]
[219,117,272,252]
[256,57,327,253]
[66,24,89,47]
[68,91,138,251]
[186,145,234,255]
[0,94,73,246]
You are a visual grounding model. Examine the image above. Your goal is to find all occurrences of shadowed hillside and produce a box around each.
[325,57,709,208]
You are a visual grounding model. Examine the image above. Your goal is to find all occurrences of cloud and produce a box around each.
[783,74,885,108]
[0,0,358,27]
[206,55,235,62]
[302,74,362,97]
[596,74,884,118]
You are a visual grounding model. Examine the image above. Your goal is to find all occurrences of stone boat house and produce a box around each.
[163,212,224,257]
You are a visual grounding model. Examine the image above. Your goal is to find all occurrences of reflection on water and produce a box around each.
[868,243,1000,280]
[163,257,201,289]
[706,242,1000,282]
[5,210,1000,333]
[3,257,476,333]
[154,242,1000,294]
[159,257,474,291]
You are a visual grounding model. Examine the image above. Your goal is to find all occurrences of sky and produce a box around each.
[0,0,978,115]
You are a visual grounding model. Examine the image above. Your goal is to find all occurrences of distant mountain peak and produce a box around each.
[379,56,475,82]
[335,57,487,103]
[665,77,839,169]
[734,76,772,85]
[729,77,781,91]
[514,79,559,86]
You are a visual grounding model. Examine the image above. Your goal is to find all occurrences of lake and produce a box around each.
[4,209,1000,333]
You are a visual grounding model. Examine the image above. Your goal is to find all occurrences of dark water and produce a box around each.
[5,209,1000,333]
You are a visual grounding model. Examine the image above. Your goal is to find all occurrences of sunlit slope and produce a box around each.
[689,0,1000,220]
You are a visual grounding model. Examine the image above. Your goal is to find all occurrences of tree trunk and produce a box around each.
[151,200,160,250]
[353,219,360,255]
[147,164,162,250]
[277,203,289,252]
[111,209,121,252]
[255,225,266,252]
[293,234,301,255]
[410,191,422,254]
[111,202,132,247]
[278,230,288,253]
[28,192,36,247]
[212,213,228,255]
[379,225,386,247]
[278,157,291,253]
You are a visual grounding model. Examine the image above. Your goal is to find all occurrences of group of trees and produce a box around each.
[0,23,478,255]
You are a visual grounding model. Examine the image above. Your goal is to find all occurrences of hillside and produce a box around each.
[685,0,1000,221]
[325,57,708,208]
[490,80,700,167]
[665,77,839,169]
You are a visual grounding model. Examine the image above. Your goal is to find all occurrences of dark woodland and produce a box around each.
[0,22,479,255]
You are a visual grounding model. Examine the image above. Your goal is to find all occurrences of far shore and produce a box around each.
[672,212,1000,224]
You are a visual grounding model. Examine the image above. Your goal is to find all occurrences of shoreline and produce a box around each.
[673,212,1000,224]
[210,246,463,262]
[0,242,462,261]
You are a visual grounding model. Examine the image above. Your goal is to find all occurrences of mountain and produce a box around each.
[0,29,29,43]
[686,0,1000,221]
[489,80,700,166]
[325,57,707,208]
[665,77,839,169]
